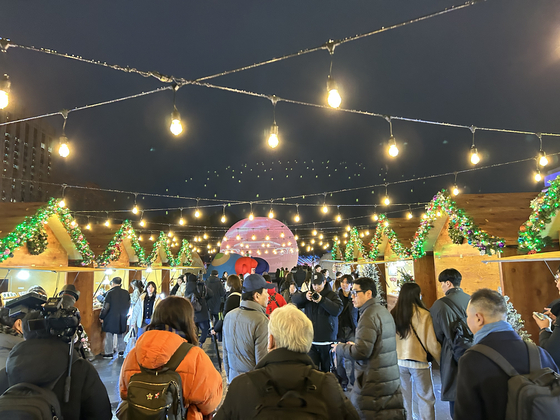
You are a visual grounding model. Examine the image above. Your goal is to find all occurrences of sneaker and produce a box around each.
[103,354,113,359]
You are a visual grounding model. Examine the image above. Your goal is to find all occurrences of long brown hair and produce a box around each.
[147,296,199,345]
[391,282,427,339]
[227,274,242,292]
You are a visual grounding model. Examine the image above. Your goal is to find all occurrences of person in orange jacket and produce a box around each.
[119,296,223,420]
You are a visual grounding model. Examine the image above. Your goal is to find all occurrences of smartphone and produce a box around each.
[533,311,547,321]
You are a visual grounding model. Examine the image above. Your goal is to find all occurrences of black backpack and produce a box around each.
[0,374,64,420]
[125,342,193,420]
[247,366,330,419]
[468,342,560,420]
[442,297,473,361]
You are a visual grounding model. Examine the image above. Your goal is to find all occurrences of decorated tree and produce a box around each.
[359,263,386,307]
[331,239,342,260]
[499,288,532,343]
[369,214,411,261]
[396,268,415,289]
[345,227,367,262]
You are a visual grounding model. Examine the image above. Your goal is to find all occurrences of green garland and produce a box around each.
[411,190,505,259]
[518,175,560,253]
[331,240,340,260]
[27,224,48,255]
[95,220,147,267]
[368,214,412,261]
[448,224,465,245]
[344,227,367,262]
[166,239,193,267]
[0,198,94,265]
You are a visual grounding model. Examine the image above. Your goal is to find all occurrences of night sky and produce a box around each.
[3,1,560,248]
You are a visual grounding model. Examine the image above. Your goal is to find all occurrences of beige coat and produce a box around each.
[396,306,441,363]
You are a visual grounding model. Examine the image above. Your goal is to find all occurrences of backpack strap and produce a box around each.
[441,296,467,320]
[468,344,519,377]
[139,342,193,374]
[526,342,542,372]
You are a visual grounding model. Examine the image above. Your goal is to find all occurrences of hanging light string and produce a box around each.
[1,1,484,86]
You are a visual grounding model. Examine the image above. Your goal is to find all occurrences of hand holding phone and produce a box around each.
[533,311,547,321]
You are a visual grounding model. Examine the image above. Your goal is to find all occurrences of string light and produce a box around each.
[534,169,542,182]
[194,199,201,218]
[170,84,183,136]
[469,126,480,165]
[221,204,227,223]
[407,205,413,219]
[105,212,111,227]
[268,201,274,219]
[268,96,279,148]
[132,194,139,214]
[326,41,341,108]
[371,204,378,221]
[58,110,70,158]
[294,204,300,222]
[537,133,548,167]
[86,216,91,230]
[386,117,399,157]
[451,172,460,196]
[249,202,254,220]
[0,74,10,109]
[149,235,154,241]
[383,184,390,206]
[139,211,146,227]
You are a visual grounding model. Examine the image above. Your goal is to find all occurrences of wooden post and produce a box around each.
[414,252,437,308]
[161,269,170,295]
[128,269,143,293]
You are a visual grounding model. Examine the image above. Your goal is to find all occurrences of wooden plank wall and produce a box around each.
[161,270,170,295]
[414,253,437,307]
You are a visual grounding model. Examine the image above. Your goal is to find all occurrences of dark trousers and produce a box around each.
[210,313,221,341]
[196,321,210,347]
[336,328,355,386]
[309,343,332,373]
[450,401,455,419]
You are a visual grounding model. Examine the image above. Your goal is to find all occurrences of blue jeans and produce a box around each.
[137,318,151,338]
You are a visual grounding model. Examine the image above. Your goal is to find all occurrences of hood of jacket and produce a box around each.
[7,338,80,387]
[134,329,188,369]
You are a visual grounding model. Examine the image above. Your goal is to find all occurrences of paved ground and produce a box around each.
[94,338,452,420]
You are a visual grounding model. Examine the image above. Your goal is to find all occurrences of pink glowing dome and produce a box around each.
[221,217,298,272]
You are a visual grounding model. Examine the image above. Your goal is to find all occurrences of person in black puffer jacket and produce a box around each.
[292,272,343,373]
[205,270,226,338]
[185,274,213,347]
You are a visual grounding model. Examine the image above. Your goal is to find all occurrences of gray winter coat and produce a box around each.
[336,298,405,420]
[429,287,470,401]
[222,300,269,383]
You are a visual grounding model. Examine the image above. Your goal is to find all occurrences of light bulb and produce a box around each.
[336,214,342,222]
[452,185,460,196]
[132,206,139,214]
[149,235,154,241]
[539,150,548,167]
[322,205,329,214]
[327,76,341,108]
[388,136,399,157]
[140,219,146,227]
[470,147,480,165]
[105,219,110,227]
[372,213,378,221]
[346,225,351,231]
[365,231,369,235]
[179,218,185,225]
[252,235,256,240]
[268,123,279,148]
[0,75,10,110]
[58,200,66,208]
[86,223,91,230]
[139,236,143,241]
[194,209,201,218]
[312,230,317,236]
[249,213,254,221]
[236,235,241,240]
[268,210,274,219]
[203,233,208,240]
[294,214,300,222]
[383,196,391,206]
[59,137,70,158]
[535,171,542,182]
[319,234,323,239]
[169,231,174,238]
[294,235,299,240]
[170,109,183,135]
[265,235,270,241]
[407,212,413,219]
[221,215,226,223]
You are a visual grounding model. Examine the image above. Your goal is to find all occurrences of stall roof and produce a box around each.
[387,217,421,249]
[483,251,560,264]
[0,202,44,236]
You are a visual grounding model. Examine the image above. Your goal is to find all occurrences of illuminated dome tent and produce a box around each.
[221,217,298,272]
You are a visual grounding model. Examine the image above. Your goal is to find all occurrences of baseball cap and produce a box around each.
[311,272,325,285]
[243,274,276,293]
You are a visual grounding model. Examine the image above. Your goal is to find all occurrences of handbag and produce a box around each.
[411,325,434,363]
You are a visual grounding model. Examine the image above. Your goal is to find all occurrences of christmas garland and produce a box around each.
[331,239,340,260]
[448,224,465,245]
[95,220,147,267]
[368,214,412,261]
[27,224,48,255]
[168,239,193,267]
[345,227,367,262]
[518,175,560,253]
[411,190,505,258]
[0,198,94,265]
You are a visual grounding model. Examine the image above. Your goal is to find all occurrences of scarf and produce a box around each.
[473,320,514,344]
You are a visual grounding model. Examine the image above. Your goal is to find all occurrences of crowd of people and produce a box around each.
[0,264,558,419]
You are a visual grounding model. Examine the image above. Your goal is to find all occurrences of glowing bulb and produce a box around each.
[294,214,300,222]
[407,212,413,219]
[203,233,208,240]
[294,235,299,240]
[132,206,139,214]
[194,209,201,218]
[346,225,351,231]
[336,214,342,222]
[170,109,183,135]
[319,234,324,239]
[105,219,110,227]
[372,213,378,221]
[384,221,389,227]
[343,233,348,238]
[365,231,370,235]
[149,235,154,241]
[268,210,274,219]
[179,218,185,225]
[265,235,270,240]
[221,215,226,223]
[470,147,480,165]
[86,223,91,230]
[0,91,8,110]
[252,235,256,240]
[383,196,391,206]
[311,239,315,244]
[452,185,460,196]
[249,213,254,221]
[322,205,328,214]
[388,136,399,157]
[268,123,279,148]
[139,236,143,241]
[327,76,341,108]
[0,75,10,110]
[539,150,548,167]
[140,219,146,227]
[58,138,70,158]
[58,200,66,208]
[236,234,241,240]
[535,171,542,182]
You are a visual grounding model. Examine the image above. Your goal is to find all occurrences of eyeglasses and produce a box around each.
[350,290,366,297]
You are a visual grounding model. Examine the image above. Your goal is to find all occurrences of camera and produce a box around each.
[6,289,81,341]
[311,291,320,301]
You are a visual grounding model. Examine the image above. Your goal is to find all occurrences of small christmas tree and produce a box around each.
[359,263,387,307]
[499,288,532,343]
[396,268,415,289]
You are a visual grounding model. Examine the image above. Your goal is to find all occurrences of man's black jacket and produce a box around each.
[292,287,343,342]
